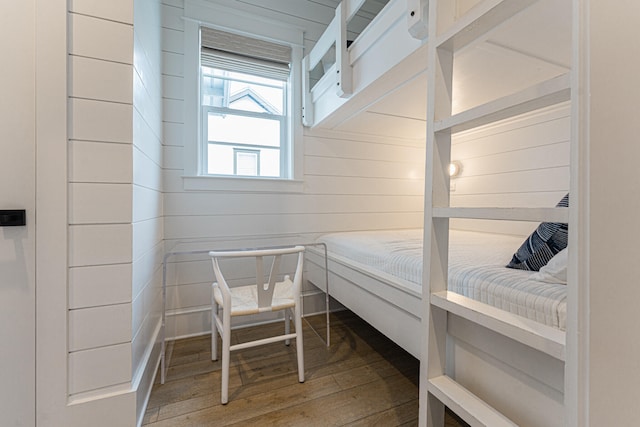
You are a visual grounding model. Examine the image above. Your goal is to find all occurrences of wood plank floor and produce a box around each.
[143,310,467,426]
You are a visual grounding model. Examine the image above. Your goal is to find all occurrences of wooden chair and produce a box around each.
[209,245,305,404]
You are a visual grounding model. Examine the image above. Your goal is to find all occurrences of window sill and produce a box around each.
[182,175,304,193]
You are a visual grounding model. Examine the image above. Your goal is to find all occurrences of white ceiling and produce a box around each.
[331,0,572,139]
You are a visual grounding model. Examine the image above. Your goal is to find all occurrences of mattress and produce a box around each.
[316,229,567,330]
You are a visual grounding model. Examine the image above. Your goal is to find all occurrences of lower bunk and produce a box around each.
[305,228,566,427]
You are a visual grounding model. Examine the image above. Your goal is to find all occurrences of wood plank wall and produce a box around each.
[450,103,571,236]
[161,0,424,339]
[132,0,165,419]
[67,1,164,421]
[68,1,136,399]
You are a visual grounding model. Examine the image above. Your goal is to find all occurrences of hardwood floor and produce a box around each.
[143,310,467,426]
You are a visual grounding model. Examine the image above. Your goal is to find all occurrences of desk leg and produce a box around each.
[302,243,330,347]
[161,255,168,384]
[323,244,330,347]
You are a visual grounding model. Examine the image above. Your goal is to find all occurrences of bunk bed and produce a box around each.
[302,0,573,426]
[306,228,567,357]
[301,0,428,129]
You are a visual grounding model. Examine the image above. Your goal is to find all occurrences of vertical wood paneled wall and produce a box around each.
[161,0,425,338]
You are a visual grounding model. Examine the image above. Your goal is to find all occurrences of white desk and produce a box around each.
[160,241,330,384]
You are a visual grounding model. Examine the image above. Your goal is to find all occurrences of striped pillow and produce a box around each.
[507,193,569,271]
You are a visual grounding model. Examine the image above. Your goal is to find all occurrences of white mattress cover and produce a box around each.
[317,229,567,330]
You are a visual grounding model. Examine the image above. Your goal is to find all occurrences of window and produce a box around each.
[182,4,304,192]
[200,27,292,179]
[234,149,260,176]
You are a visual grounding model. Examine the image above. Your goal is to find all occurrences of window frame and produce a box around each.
[182,1,304,193]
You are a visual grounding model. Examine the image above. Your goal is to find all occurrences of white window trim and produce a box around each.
[183,0,304,193]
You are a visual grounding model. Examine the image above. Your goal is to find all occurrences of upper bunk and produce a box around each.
[302,0,571,140]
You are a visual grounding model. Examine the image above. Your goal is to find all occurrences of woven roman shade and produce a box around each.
[201,27,291,80]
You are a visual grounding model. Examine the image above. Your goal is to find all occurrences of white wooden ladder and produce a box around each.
[419,0,571,426]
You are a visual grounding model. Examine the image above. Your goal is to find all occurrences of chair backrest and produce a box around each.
[209,246,305,309]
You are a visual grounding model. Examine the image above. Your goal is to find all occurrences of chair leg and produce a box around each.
[285,309,291,346]
[211,299,218,361]
[294,305,304,383]
[221,314,231,404]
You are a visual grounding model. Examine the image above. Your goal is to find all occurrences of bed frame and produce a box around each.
[301,0,428,129]
[302,1,573,426]
[305,246,422,358]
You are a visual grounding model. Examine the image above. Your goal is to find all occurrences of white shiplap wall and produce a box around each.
[450,103,571,236]
[132,0,164,421]
[68,1,135,402]
[161,0,425,338]
[67,1,163,424]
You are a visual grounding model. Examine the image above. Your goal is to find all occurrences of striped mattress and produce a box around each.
[316,229,567,330]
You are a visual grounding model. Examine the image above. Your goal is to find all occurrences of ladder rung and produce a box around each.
[431,291,566,360]
[435,73,570,134]
[432,207,568,223]
[428,375,518,427]
[436,0,537,52]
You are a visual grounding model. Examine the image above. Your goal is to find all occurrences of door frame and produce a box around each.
[35,0,69,423]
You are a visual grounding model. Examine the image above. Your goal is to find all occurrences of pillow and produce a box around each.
[530,248,568,284]
[507,193,569,271]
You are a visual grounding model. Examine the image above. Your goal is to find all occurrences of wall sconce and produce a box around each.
[448,161,462,178]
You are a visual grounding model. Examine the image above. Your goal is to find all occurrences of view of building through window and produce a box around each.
[201,67,287,177]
